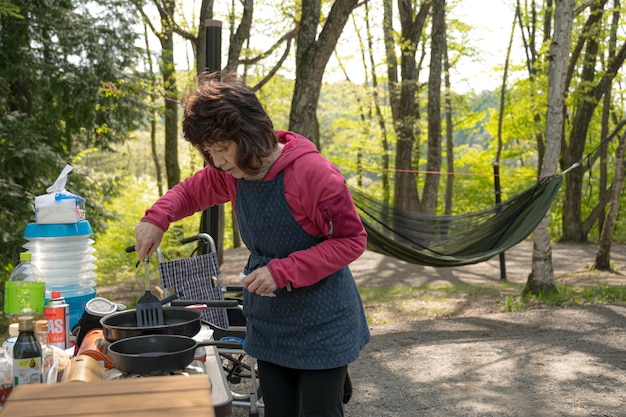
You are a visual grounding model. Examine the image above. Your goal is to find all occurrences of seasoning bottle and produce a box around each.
[4,253,46,323]
[35,320,57,383]
[12,316,42,386]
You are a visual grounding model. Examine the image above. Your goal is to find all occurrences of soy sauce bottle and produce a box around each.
[12,316,42,386]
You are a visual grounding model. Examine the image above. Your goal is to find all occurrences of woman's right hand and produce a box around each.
[135,221,164,262]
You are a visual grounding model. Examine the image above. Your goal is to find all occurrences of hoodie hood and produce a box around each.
[265,130,320,180]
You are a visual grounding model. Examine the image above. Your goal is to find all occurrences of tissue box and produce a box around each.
[34,192,85,224]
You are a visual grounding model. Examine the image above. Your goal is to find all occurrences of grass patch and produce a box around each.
[359,283,626,324]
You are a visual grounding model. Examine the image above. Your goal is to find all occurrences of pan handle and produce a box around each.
[196,340,243,349]
[160,291,183,305]
[171,300,239,308]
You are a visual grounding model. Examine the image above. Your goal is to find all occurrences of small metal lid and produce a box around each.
[35,319,48,333]
[18,315,35,331]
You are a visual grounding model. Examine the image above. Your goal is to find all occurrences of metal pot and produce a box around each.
[100,307,202,342]
[106,334,240,374]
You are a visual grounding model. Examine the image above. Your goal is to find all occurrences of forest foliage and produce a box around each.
[1,0,625,294]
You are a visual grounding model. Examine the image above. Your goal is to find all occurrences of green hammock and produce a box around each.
[350,175,563,267]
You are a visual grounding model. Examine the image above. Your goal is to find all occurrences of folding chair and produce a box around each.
[158,233,263,417]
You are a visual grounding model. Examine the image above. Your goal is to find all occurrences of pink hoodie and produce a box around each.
[141,131,367,289]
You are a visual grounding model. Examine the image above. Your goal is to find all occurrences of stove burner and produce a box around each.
[105,360,207,380]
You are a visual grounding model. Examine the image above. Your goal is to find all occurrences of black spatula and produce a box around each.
[136,259,164,327]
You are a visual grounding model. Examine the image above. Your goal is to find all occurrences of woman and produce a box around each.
[134,73,370,417]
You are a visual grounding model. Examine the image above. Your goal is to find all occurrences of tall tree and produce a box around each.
[516,0,551,171]
[561,0,626,241]
[382,0,431,212]
[134,0,180,188]
[526,0,574,295]
[422,0,444,215]
[289,0,361,148]
[594,124,626,270]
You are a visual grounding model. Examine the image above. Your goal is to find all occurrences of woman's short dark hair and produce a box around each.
[181,72,277,175]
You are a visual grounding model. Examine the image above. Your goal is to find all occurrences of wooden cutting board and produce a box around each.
[1,374,215,417]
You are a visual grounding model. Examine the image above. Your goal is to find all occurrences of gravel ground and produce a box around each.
[221,241,626,417]
[344,305,626,417]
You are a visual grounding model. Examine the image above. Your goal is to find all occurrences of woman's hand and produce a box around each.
[241,266,278,296]
[135,221,164,262]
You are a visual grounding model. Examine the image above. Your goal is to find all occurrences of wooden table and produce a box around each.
[1,374,215,417]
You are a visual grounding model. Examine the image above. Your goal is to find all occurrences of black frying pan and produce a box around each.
[100,307,202,342]
[106,334,241,374]
[100,300,240,342]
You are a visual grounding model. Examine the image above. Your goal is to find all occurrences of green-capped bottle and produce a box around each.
[4,253,46,323]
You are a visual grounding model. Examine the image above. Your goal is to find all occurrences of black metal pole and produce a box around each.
[204,20,222,73]
[199,20,222,260]
[493,162,506,280]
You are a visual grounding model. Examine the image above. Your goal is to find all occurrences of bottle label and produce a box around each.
[12,357,42,385]
[44,304,70,349]
[4,282,45,315]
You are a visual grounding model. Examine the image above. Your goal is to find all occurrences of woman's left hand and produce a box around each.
[241,266,278,296]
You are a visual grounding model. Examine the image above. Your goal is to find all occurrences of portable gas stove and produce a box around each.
[103,343,232,417]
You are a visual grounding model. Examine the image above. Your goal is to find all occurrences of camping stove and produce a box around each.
[104,360,208,380]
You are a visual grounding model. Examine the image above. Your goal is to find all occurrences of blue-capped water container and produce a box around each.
[23,220,97,328]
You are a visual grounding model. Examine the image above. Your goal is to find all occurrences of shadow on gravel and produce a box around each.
[345,305,626,417]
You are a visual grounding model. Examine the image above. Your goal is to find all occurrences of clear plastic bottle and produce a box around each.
[4,253,46,323]
[12,316,42,386]
[35,320,57,384]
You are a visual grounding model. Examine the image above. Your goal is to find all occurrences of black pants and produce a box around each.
[258,360,347,417]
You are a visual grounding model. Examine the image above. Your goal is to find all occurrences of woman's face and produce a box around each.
[204,141,246,179]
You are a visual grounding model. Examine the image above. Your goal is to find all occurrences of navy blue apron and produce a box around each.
[236,171,370,369]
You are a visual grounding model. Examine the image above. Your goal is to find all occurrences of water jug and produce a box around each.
[23,221,97,327]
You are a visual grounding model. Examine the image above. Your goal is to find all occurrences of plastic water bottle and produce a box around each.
[3,253,46,323]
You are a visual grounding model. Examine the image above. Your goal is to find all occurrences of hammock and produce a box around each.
[350,174,563,267]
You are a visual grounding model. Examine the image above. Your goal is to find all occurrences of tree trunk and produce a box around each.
[195,0,215,73]
[526,0,574,296]
[161,30,180,188]
[594,130,625,270]
[225,0,253,73]
[443,31,453,216]
[289,0,360,148]
[561,1,626,241]
[421,0,444,215]
[364,1,391,205]
[143,23,164,197]
[383,0,430,212]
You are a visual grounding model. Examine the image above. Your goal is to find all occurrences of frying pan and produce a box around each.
[100,307,202,342]
[100,300,240,342]
[106,334,242,374]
